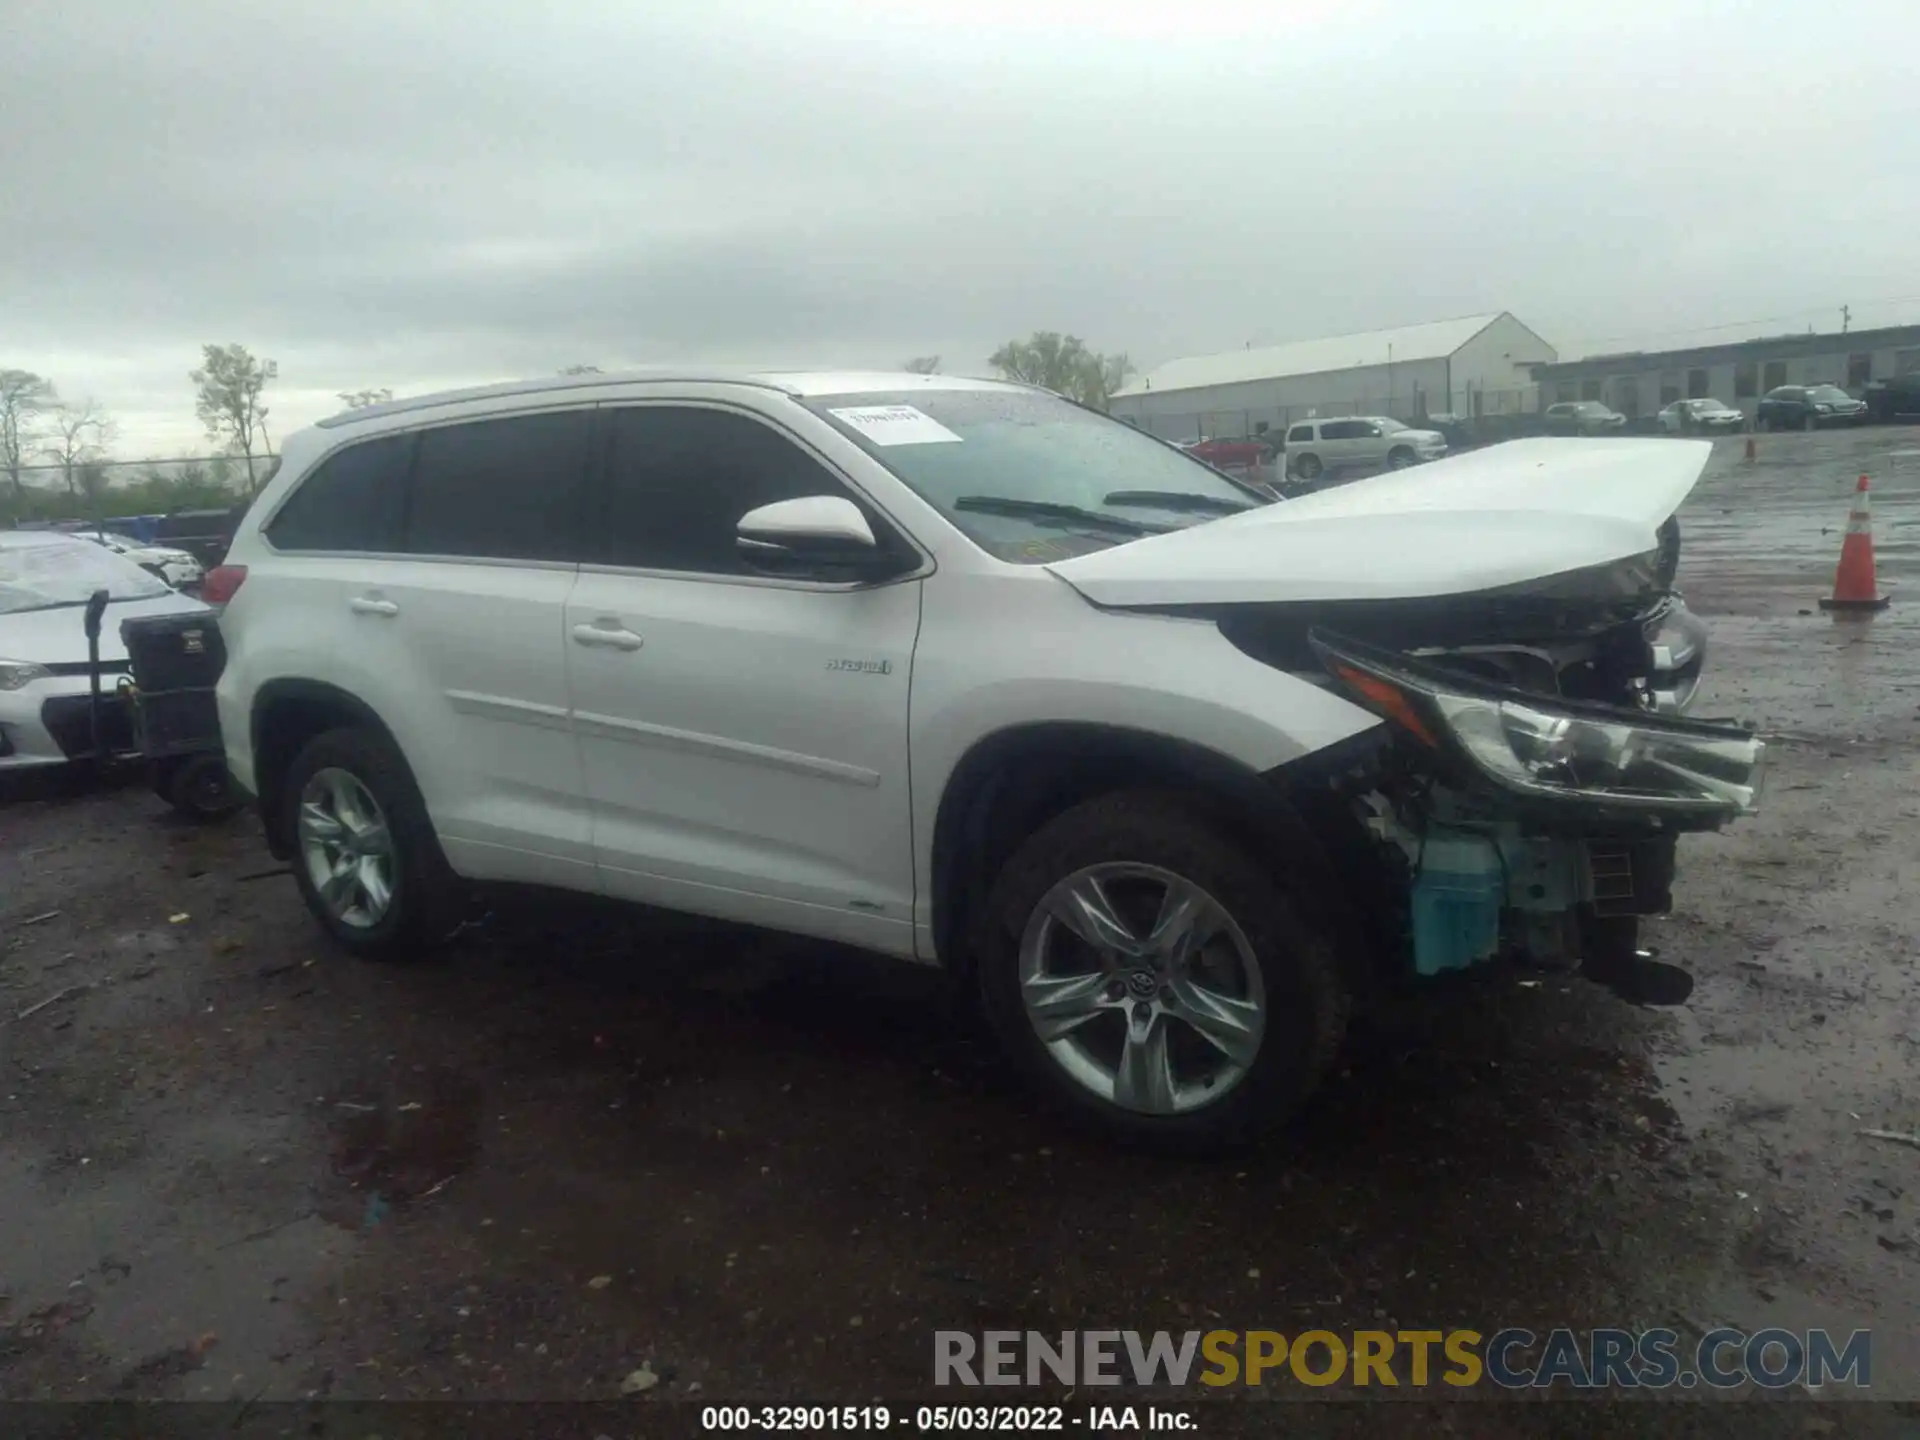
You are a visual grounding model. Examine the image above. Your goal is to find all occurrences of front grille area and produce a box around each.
[40,693,134,760]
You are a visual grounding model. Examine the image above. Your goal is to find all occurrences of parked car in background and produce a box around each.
[1414,413,1475,451]
[0,532,214,770]
[79,531,205,589]
[1863,373,1920,423]
[213,369,1759,1148]
[1188,436,1271,471]
[153,506,247,570]
[1282,416,1446,483]
[1755,384,1867,431]
[1658,398,1746,435]
[1544,401,1627,436]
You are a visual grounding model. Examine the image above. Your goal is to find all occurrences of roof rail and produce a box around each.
[314,367,802,430]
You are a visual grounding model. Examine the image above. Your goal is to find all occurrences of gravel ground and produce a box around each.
[1,427,1917,1436]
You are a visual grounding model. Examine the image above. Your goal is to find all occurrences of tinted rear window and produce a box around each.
[266,436,410,552]
[407,411,590,562]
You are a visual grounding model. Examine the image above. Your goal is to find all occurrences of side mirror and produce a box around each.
[736,496,892,579]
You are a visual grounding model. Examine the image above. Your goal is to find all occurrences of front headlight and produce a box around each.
[0,659,52,691]
[1311,632,1764,819]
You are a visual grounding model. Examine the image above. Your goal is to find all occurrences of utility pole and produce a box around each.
[1841,304,1851,334]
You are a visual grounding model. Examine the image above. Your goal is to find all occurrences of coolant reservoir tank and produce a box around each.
[1410,831,1503,975]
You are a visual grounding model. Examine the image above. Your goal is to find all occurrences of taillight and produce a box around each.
[201,565,248,605]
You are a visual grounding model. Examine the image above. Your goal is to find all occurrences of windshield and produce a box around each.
[803,389,1267,563]
[0,539,173,615]
[1808,386,1851,402]
[1375,418,1408,433]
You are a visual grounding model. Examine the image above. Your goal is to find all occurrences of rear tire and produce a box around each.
[977,790,1347,1152]
[282,726,464,961]
[1293,453,1322,482]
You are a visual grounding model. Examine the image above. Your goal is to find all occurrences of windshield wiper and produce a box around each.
[953,496,1169,535]
[1103,490,1259,514]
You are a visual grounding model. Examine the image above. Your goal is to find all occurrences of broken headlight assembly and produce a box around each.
[1310,630,1763,820]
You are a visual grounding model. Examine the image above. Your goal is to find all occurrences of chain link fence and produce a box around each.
[4,453,278,529]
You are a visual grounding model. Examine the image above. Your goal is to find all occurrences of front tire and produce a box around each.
[282,726,463,960]
[1387,446,1416,470]
[977,791,1347,1151]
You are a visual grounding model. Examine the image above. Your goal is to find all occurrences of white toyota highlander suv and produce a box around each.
[212,369,1762,1148]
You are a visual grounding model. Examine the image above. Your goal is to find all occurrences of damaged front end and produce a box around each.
[1227,534,1765,991]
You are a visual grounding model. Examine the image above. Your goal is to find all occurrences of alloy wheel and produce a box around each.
[298,767,397,929]
[1017,862,1266,1115]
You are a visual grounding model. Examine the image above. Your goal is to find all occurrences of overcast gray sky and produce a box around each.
[6,0,1917,457]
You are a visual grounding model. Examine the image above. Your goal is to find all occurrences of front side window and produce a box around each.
[266,434,410,553]
[804,388,1264,564]
[407,410,590,562]
[592,405,869,575]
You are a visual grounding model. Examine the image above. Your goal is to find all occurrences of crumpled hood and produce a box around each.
[1049,437,1711,607]
[0,591,212,666]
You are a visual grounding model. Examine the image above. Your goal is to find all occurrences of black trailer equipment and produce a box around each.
[81,587,241,819]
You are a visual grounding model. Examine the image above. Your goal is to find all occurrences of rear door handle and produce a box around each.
[572,622,644,652]
[350,597,400,617]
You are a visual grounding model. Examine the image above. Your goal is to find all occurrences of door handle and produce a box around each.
[572,622,644,652]
[350,596,400,617]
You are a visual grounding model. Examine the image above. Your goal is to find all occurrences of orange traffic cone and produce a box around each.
[1819,475,1891,612]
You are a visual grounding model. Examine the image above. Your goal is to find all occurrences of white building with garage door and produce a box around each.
[1108,312,1557,443]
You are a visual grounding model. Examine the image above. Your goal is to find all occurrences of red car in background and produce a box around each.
[1184,435,1273,469]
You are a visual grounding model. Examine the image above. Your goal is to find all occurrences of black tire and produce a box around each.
[163,752,244,820]
[976,790,1348,1151]
[1293,453,1322,481]
[281,725,464,961]
[1386,446,1415,470]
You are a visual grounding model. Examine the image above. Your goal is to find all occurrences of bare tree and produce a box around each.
[44,400,115,502]
[902,356,941,374]
[988,332,1133,411]
[191,343,277,494]
[339,387,394,409]
[2,369,57,515]
[76,460,113,519]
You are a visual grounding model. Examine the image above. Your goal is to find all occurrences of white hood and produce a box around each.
[0,590,212,667]
[1049,438,1710,607]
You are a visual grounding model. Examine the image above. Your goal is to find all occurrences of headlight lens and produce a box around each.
[1433,692,1761,812]
[1313,633,1764,818]
[0,660,52,691]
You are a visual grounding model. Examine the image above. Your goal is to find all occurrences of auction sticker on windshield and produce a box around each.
[828,404,963,446]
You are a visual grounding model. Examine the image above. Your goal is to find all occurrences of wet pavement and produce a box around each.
[2,426,1918,1434]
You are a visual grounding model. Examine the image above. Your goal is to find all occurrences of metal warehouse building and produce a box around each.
[1532,323,1920,422]
[1108,312,1557,442]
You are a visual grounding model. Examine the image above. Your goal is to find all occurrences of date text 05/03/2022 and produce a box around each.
[698,1404,1193,1432]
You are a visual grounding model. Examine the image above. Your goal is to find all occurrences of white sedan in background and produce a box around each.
[79,530,205,589]
[1658,398,1746,435]
[0,532,213,770]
